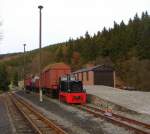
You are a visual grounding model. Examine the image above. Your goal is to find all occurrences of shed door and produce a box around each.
[94,71,114,87]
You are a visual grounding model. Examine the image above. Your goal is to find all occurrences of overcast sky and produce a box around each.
[0,0,150,54]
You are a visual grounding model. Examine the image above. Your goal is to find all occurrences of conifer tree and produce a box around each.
[0,63,10,91]
[12,71,18,86]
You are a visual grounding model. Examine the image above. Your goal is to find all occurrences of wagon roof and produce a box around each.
[43,62,70,72]
[72,64,114,74]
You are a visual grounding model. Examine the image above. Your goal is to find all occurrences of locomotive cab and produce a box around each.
[59,75,86,104]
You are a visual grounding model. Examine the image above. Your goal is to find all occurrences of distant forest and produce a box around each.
[1,11,150,91]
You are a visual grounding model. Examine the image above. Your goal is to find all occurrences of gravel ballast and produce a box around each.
[16,91,132,134]
[0,94,12,134]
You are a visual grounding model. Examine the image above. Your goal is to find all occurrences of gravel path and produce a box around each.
[16,91,132,134]
[85,85,150,115]
[0,94,12,134]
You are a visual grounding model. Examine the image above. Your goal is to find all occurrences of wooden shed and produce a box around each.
[72,65,115,87]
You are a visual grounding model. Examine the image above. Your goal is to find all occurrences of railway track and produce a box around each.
[7,93,68,134]
[6,93,36,134]
[76,104,150,134]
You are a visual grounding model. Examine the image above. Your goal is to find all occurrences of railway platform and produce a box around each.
[85,85,150,115]
[85,85,150,123]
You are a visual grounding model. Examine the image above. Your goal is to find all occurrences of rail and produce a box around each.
[76,104,150,134]
[10,93,68,134]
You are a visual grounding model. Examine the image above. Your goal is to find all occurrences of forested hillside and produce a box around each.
[0,21,10,91]
[1,11,150,91]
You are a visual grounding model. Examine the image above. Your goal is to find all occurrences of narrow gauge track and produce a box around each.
[9,93,68,134]
[6,93,36,134]
[76,104,150,134]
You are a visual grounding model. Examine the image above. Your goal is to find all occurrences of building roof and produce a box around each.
[72,64,114,74]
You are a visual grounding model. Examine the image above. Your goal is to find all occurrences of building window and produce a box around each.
[77,73,79,80]
[86,72,89,81]
[81,72,83,81]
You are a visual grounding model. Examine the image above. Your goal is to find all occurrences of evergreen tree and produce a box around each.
[12,71,18,86]
[55,47,63,62]
[0,63,10,91]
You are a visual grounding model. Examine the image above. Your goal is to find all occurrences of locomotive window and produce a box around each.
[77,73,79,80]
[60,81,68,92]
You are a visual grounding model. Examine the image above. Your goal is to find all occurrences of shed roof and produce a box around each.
[72,64,114,74]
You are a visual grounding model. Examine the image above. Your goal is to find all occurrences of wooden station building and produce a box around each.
[72,65,115,87]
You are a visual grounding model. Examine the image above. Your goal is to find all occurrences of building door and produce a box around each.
[94,71,114,87]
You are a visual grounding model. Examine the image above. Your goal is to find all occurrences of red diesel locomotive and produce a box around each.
[25,63,86,104]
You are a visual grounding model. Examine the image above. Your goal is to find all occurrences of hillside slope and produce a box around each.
[1,12,150,91]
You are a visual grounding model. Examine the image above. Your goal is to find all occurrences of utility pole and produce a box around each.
[38,5,43,102]
[23,44,26,91]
